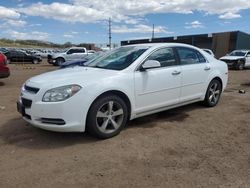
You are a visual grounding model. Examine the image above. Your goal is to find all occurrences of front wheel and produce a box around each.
[235,60,244,70]
[56,58,65,66]
[86,95,128,139]
[33,59,39,64]
[203,79,222,107]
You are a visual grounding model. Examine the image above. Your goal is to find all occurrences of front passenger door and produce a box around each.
[134,47,181,114]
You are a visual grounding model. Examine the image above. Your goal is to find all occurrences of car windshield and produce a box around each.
[229,51,247,56]
[86,46,149,70]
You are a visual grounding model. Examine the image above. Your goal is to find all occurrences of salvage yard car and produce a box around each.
[220,50,250,70]
[0,53,10,78]
[17,43,228,139]
[48,47,87,66]
[4,50,42,64]
[60,51,104,69]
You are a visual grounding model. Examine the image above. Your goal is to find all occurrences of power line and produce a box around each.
[152,24,155,39]
[108,18,112,50]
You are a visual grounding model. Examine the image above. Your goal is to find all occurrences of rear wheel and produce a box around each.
[203,79,222,107]
[87,95,128,139]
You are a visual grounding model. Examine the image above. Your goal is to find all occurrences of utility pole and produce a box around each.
[108,18,112,50]
[152,24,155,40]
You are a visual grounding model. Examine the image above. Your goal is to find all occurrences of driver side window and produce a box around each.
[146,48,177,67]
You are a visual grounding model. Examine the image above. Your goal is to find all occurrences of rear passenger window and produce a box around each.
[177,47,207,65]
[146,48,177,67]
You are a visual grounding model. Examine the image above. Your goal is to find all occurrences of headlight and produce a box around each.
[42,85,81,102]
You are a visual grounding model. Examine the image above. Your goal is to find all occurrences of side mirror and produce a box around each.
[247,54,250,57]
[140,60,161,71]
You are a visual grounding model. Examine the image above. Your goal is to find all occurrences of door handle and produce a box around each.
[172,70,181,75]
[204,66,211,71]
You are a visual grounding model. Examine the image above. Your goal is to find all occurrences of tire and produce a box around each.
[33,59,39,64]
[235,60,244,70]
[56,57,65,66]
[86,95,128,139]
[203,79,222,107]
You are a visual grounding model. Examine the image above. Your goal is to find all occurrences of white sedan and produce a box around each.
[17,43,228,138]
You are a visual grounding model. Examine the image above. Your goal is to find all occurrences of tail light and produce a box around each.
[3,55,7,65]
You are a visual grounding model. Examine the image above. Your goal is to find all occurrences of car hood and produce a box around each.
[25,67,119,89]
[51,52,65,58]
[60,59,88,67]
[220,56,244,60]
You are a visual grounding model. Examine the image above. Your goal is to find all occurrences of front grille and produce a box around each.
[21,98,32,108]
[24,85,39,94]
[222,60,234,64]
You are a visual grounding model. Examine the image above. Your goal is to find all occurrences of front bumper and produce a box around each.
[47,58,57,64]
[220,59,239,69]
[17,89,88,132]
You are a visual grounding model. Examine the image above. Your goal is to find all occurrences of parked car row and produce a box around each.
[0,47,98,65]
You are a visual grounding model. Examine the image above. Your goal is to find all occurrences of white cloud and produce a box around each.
[185,21,203,29]
[63,34,74,38]
[0,6,20,19]
[63,31,79,38]
[17,0,249,24]
[5,30,50,40]
[5,19,26,27]
[219,12,241,19]
[113,24,173,34]
[18,2,105,23]
[30,23,42,27]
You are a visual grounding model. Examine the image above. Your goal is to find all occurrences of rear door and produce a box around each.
[176,47,211,102]
[134,47,181,114]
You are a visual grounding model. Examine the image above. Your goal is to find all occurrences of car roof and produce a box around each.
[122,43,201,49]
[232,50,249,53]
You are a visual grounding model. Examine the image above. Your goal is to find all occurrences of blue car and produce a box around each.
[60,52,104,69]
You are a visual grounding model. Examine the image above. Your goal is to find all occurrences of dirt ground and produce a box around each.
[0,60,249,188]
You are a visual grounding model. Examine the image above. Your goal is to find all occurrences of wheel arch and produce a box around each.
[56,56,65,61]
[87,90,132,121]
[211,76,223,89]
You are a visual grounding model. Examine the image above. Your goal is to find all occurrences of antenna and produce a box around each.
[108,18,112,50]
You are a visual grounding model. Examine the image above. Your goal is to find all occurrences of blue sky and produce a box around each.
[0,0,250,44]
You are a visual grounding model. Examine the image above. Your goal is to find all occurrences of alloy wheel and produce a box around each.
[96,101,124,134]
[208,82,221,105]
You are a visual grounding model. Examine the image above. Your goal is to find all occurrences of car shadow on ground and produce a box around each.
[126,103,202,129]
[0,103,203,150]
[0,117,99,150]
[0,82,5,86]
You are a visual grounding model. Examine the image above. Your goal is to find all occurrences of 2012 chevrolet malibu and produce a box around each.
[17,43,228,138]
